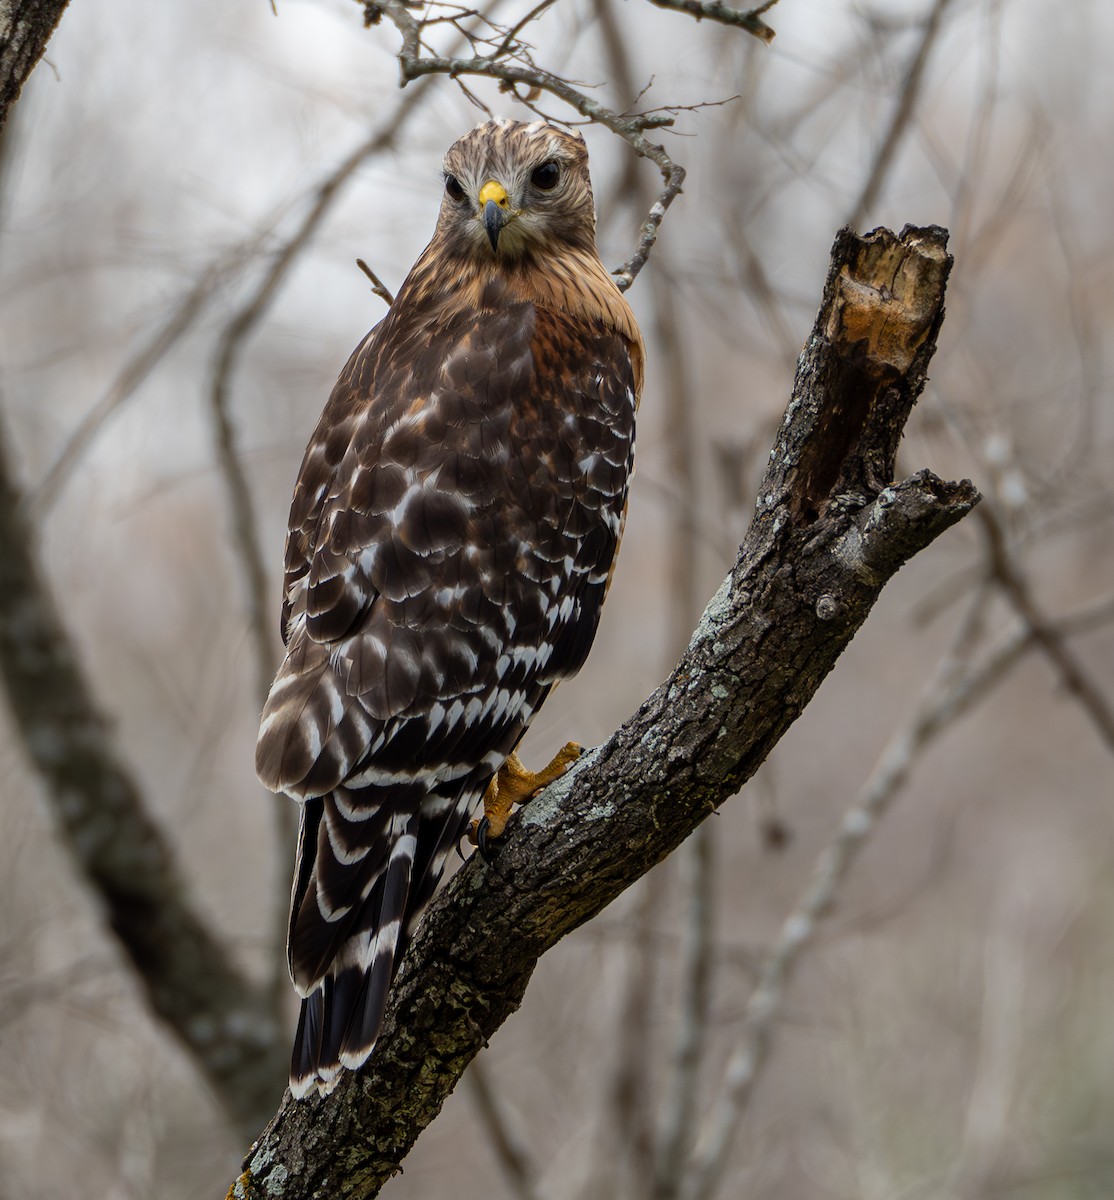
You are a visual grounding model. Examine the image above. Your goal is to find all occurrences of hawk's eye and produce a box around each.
[530,161,560,191]
[445,174,466,203]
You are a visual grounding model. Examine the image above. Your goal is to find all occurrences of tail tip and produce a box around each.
[290,1063,343,1099]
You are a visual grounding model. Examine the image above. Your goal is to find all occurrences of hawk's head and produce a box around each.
[436,118,597,263]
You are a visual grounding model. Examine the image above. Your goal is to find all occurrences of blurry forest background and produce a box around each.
[1,0,1113,1197]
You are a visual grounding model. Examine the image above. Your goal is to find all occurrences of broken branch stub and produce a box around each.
[783,223,953,525]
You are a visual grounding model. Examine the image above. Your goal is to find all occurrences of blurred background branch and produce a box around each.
[0,401,286,1141]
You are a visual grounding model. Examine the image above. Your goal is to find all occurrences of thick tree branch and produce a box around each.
[230,223,978,1199]
[0,0,70,131]
[0,406,287,1141]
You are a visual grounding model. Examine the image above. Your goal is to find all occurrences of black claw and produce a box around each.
[476,816,492,862]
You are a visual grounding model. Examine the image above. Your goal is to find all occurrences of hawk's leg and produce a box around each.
[470,743,583,854]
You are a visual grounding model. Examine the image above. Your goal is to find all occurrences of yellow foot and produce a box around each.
[469,742,583,851]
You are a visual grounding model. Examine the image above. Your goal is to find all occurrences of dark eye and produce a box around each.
[530,161,560,191]
[445,174,466,203]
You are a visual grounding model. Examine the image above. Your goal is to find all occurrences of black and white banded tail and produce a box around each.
[285,783,474,1097]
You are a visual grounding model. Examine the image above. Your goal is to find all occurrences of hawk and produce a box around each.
[256,118,644,1097]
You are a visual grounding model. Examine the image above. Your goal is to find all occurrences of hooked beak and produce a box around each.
[478,179,511,252]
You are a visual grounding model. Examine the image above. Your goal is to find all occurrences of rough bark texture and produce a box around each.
[0,413,289,1139]
[230,223,978,1199]
[0,0,71,130]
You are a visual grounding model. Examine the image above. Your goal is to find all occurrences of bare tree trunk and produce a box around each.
[229,223,978,1199]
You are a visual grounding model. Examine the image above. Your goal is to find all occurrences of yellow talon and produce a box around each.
[469,742,583,845]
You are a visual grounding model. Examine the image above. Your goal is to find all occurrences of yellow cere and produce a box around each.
[478,180,510,209]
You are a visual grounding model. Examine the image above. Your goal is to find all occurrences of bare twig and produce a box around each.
[686,588,993,1200]
[646,0,777,43]
[847,0,956,228]
[643,99,712,1200]
[379,0,690,292]
[0,402,286,1140]
[355,258,396,307]
[491,0,564,59]
[1046,182,1105,475]
[589,873,669,1200]
[591,12,715,1195]
[980,507,1114,752]
[206,89,435,988]
[725,222,800,368]
[949,0,1003,253]
[372,0,772,289]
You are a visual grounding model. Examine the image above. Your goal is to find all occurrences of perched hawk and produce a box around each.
[256,118,644,1097]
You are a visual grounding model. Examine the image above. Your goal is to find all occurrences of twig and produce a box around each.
[376,0,768,290]
[681,588,989,1200]
[206,89,434,988]
[725,222,800,368]
[685,588,993,1200]
[491,0,564,58]
[592,12,713,1194]
[949,0,1003,254]
[1046,183,1105,476]
[355,259,396,307]
[847,0,956,228]
[379,0,689,292]
[645,0,778,43]
[465,1058,545,1200]
[979,506,1114,752]
[643,94,711,1200]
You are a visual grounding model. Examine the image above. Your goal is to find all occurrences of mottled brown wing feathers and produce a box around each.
[257,123,641,1094]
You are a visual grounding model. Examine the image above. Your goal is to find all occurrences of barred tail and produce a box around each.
[288,803,419,1098]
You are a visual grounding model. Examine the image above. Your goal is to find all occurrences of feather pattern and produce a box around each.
[256,118,643,1097]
